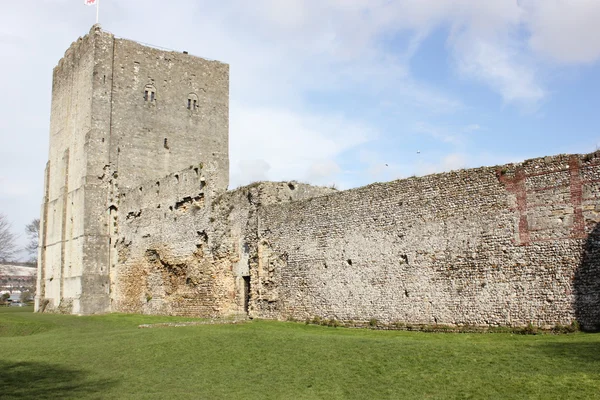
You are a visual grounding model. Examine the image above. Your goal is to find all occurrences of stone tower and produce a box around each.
[35,25,229,314]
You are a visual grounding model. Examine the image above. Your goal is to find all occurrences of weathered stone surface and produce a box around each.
[36,25,229,314]
[253,154,600,329]
[36,26,600,331]
[113,171,335,317]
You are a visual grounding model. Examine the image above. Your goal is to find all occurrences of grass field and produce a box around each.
[1,307,600,399]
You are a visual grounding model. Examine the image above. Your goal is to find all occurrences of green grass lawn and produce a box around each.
[1,307,600,399]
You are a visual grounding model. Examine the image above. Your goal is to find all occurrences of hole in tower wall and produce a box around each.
[196,230,208,243]
[243,276,251,313]
[346,259,353,266]
[163,138,169,149]
[174,174,179,183]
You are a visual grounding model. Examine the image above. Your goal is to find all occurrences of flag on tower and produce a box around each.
[84,0,100,24]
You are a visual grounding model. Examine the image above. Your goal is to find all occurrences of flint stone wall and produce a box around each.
[253,153,600,330]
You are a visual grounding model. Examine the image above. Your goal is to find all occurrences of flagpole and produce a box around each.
[96,0,100,24]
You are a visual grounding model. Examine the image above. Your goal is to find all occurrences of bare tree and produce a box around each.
[25,218,40,263]
[0,213,18,262]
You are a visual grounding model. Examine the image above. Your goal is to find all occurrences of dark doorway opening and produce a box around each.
[243,276,251,314]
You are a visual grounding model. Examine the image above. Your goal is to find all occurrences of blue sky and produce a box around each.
[0,0,599,253]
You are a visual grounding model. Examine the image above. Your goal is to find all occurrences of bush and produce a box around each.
[520,323,538,335]
[327,319,340,328]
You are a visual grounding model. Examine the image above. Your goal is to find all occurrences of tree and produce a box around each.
[20,290,33,303]
[25,218,40,263]
[0,213,18,262]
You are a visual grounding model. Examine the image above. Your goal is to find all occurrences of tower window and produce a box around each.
[187,93,199,111]
[144,84,157,103]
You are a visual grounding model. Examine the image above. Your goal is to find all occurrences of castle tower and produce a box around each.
[35,25,229,314]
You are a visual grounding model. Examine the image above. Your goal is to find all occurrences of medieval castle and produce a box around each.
[35,26,600,330]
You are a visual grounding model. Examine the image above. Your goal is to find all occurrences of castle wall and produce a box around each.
[253,153,600,330]
[113,170,334,317]
[38,27,600,330]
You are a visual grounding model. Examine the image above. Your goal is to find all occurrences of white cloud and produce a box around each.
[305,160,342,186]
[229,104,376,188]
[415,153,467,176]
[234,160,271,185]
[525,0,600,64]
[0,177,35,198]
[451,36,546,106]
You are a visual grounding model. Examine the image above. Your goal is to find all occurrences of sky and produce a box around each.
[1,0,599,256]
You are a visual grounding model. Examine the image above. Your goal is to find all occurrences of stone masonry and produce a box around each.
[37,26,600,330]
[36,25,228,314]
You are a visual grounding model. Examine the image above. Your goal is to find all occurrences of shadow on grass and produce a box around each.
[0,360,117,399]
[537,341,600,364]
[575,222,600,331]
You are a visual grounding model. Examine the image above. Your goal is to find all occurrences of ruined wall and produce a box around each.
[254,153,600,330]
[113,172,334,317]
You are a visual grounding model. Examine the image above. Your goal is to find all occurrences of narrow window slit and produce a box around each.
[144,84,157,103]
[187,93,199,111]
